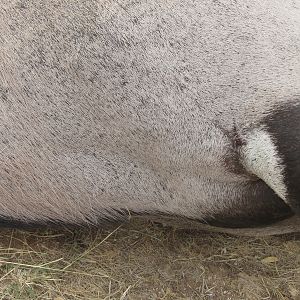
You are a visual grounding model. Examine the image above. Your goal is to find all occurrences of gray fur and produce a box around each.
[0,0,300,235]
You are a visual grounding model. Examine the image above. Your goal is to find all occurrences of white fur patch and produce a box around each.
[240,128,288,202]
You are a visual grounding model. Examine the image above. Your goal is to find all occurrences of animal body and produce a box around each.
[0,0,300,235]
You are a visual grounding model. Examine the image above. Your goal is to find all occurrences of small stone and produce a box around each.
[261,256,279,264]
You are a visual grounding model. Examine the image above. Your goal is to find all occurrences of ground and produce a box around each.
[0,220,299,299]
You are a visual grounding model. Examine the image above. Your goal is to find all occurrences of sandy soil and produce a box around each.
[0,220,299,299]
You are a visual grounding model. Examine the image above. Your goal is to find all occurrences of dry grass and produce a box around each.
[0,220,299,299]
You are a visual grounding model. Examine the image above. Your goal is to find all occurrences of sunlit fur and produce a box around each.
[0,0,300,235]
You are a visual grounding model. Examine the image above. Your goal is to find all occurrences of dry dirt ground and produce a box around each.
[0,220,299,300]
